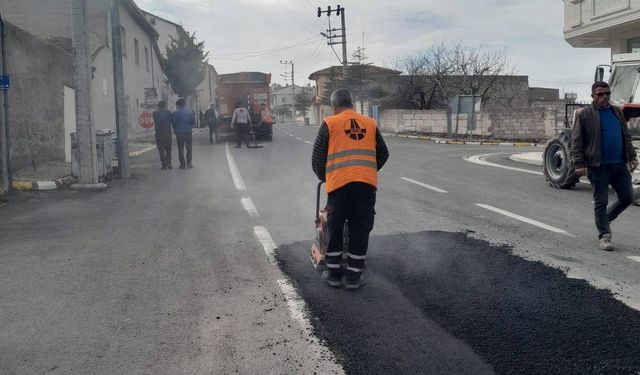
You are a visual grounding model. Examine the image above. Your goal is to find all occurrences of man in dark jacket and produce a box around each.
[571,81,638,251]
[173,98,196,169]
[153,101,173,170]
[205,104,219,144]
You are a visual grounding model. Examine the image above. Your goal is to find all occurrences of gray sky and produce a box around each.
[138,0,610,98]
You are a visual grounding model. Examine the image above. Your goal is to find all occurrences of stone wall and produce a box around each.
[379,101,565,141]
[378,109,490,136]
[0,22,74,174]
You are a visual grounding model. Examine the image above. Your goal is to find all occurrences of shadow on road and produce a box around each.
[276,231,640,375]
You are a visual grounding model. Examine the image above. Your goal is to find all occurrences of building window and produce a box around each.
[629,37,640,53]
[282,97,287,104]
[120,26,127,56]
[134,39,140,65]
[145,47,150,72]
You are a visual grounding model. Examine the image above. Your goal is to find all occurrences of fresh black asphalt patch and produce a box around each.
[276,231,640,375]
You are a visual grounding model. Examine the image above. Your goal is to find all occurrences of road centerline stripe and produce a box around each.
[241,197,260,218]
[225,142,247,191]
[475,203,574,236]
[254,226,277,263]
[401,177,448,193]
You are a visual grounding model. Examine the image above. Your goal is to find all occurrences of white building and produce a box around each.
[4,0,172,141]
[564,0,640,53]
[141,10,181,56]
[271,84,315,122]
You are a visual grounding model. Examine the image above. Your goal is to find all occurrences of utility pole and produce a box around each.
[280,60,294,122]
[72,0,98,185]
[318,5,347,77]
[111,0,130,178]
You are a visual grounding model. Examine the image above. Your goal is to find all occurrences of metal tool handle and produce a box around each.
[315,181,324,223]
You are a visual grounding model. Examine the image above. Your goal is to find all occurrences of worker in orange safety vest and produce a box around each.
[311,88,389,290]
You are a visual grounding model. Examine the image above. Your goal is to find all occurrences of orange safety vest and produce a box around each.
[325,109,378,193]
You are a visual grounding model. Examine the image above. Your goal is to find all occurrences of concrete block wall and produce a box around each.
[378,109,490,136]
[378,104,563,141]
[487,107,546,140]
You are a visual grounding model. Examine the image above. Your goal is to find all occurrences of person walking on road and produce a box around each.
[153,101,173,170]
[311,88,389,290]
[205,104,219,144]
[173,98,195,169]
[231,102,252,148]
[571,81,638,251]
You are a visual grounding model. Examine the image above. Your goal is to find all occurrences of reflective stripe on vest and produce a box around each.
[324,110,378,193]
[326,159,377,173]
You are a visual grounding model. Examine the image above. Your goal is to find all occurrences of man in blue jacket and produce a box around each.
[172,98,195,169]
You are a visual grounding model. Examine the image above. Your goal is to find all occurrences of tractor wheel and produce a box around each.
[543,133,579,189]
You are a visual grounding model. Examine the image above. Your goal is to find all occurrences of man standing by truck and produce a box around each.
[311,89,389,290]
[173,98,195,169]
[572,81,638,251]
[231,102,252,148]
[205,104,219,144]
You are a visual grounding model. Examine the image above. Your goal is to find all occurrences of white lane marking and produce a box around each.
[476,203,574,236]
[253,227,318,336]
[304,140,313,144]
[241,197,260,218]
[277,279,315,333]
[254,226,277,264]
[401,177,448,193]
[225,142,247,191]
[464,154,543,176]
[628,256,640,263]
[253,226,340,366]
[296,137,303,141]
[225,151,342,371]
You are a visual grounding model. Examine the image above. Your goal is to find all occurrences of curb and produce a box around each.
[382,133,546,148]
[129,144,157,158]
[11,176,75,191]
[509,152,544,167]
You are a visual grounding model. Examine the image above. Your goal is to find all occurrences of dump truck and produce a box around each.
[216,72,273,141]
[543,53,640,189]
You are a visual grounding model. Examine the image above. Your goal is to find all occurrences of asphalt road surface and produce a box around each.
[2,124,640,374]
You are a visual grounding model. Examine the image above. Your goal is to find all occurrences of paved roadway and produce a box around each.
[1,124,640,374]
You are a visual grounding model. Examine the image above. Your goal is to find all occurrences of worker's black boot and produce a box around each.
[322,270,342,288]
[345,275,367,290]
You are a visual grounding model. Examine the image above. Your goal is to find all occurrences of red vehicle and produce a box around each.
[216,72,273,141]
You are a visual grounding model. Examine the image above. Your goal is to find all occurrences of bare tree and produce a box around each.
[394,42,517,109]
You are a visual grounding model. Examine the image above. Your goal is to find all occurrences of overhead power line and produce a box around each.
[211,35,322,57]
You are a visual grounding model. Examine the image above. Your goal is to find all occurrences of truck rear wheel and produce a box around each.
[543,133,579,189]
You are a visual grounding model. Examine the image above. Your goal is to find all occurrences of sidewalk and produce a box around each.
[509,152,543,166]
[11,141,157,191]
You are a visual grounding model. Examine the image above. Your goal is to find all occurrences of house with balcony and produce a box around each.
[564,0,640,53]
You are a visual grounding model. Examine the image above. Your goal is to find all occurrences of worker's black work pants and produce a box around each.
[235,123,249,147]
[156,134,172,168]
[176,132,192,166]
[208,123,219,144]
[587,163,634,238]
[325,182,376,281]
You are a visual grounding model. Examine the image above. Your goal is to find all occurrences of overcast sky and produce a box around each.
[137,0,611,98]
